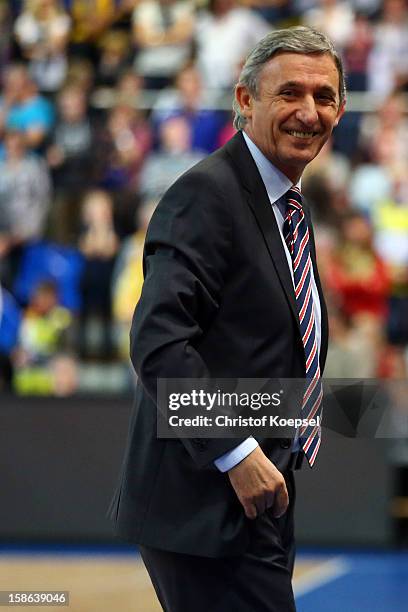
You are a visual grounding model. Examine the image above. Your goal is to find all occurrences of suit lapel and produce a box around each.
[224,132,302,338]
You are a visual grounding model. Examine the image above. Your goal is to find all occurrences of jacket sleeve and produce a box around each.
[130,167,247,468]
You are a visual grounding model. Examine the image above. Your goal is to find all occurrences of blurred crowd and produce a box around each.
[0,0,407,395]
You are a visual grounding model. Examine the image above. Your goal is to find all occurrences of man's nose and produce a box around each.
[295,96,319,127]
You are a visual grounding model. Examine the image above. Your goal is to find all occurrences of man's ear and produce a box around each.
[235,84,253,119]
[334,100,346,127]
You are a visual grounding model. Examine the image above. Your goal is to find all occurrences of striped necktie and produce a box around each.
[283,186,322,467]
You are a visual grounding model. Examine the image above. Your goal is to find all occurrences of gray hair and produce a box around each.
[233,26,346,130]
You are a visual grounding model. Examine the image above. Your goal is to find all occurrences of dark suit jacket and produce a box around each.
[110,131,328,557]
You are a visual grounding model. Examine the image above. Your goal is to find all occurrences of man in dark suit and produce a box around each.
[110,26,346,611]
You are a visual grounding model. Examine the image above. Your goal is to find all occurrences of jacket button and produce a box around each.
[192,438,208,450]
[280,438,291,449]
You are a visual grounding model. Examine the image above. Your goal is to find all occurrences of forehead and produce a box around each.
[6,131,23,141]
[259,52,340,95]
[6,70,25,83]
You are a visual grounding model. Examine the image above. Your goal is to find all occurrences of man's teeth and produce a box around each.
[287,130,315,138]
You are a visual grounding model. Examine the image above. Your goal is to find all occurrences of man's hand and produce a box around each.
[227,446,288,520]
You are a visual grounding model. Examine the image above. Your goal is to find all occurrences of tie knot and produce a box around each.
[286,186,303,211]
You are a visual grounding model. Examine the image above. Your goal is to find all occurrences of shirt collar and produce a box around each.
[242,131,301,205]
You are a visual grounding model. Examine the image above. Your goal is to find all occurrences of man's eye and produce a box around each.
[317,95,334,103]
[281,90,295,96]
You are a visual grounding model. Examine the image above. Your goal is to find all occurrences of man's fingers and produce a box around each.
[254,494,267,517]
[265,489,275,510]
[227,449,289,520]
[272,482,289,518]
[243,492,273,519]
[241,481,289,520]
[243,500,258,520]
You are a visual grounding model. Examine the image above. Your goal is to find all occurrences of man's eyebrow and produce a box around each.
[278,81,337,97]
[317,85,337,97]
[278,81,302,89]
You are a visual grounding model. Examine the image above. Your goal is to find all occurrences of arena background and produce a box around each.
[0,1,407,610]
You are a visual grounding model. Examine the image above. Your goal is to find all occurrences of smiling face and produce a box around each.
[236,52,345,183]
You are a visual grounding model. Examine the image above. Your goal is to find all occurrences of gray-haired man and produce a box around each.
[111,26,346,611]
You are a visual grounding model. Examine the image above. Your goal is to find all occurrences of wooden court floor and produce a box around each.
[0,552,320,612]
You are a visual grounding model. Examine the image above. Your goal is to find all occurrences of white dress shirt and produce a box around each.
[214,131,321,472]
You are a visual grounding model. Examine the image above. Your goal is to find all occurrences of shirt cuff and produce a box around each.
[214,437,259,473]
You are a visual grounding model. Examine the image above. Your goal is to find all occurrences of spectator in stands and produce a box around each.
[65,56,95,95]
[96,29,133,88]
[46,82,94,243]
[0,63,54,151]
[0,284,21,390]
[111,201,156,358]
[0,129,51,288]
[373,179,408,346]
[132,0,195,89]
[14,0,71,94]
[12,279,75,394]
[115,69,144,105]
[0,1,13,79]
[348,0,381,17]
[367,0,408,98]
[195,0,270,91]
[69,0,135,62]
[302,137,351,223]
[342,11,373,91]
[240,0,293,24]
[325,301,388,378]
[325,212,391,376]
[151,63,225,153]
[13,280,71,365]
[359,92,408,171]
[95,102,151,193]
[326,211,391,321]
[139,114,204,206]
[77,189,119,359]
[303,0,354,52]
[348,151,392,222]
[94,101,151,235]
[49,353,79,395]
[323,304,378,378]
[47,83,93,181]
[349,93,408,219]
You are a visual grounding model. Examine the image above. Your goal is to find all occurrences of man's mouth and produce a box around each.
[286,130,318,139]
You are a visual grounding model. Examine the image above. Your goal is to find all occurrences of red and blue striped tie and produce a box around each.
[283,186,322,467]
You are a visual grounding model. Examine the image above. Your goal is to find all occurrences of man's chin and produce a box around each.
[284,144,322,165]
[282,149,317,165]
